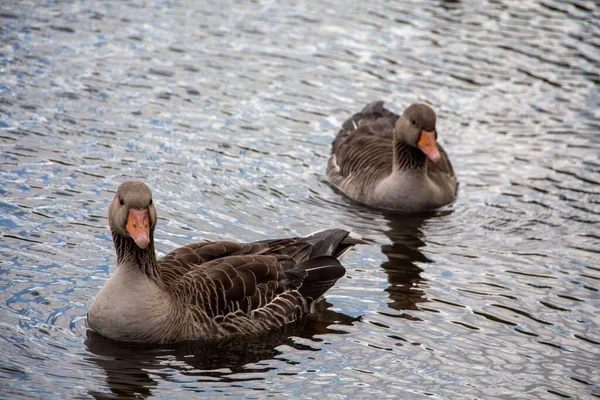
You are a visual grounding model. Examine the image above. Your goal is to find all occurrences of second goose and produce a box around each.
[327,101,457,212]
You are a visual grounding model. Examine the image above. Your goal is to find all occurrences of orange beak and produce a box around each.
[417,130,441,163]
[126,208,150,249]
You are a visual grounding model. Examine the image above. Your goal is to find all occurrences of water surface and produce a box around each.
[1,0,599,398]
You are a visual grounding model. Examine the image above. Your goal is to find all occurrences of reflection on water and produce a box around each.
[85,334,286,399]
[85,302,358,399]
[1,0,599,398]
[380,213,433,315]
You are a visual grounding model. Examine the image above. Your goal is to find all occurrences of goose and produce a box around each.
[327,101,457,212]
[87,181,364,344]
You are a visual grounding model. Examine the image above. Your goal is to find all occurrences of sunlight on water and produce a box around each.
[1,0,599,398]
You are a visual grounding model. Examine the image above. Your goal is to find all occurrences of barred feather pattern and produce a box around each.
[329,129,394,201]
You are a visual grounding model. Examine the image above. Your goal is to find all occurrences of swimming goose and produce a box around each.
[327,101,457,212]
[87,181,363,344]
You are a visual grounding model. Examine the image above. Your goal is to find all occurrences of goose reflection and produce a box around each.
[379,211,448,315]
[85,300,358,399]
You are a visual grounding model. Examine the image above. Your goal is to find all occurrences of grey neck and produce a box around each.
[112,230,160,281]
[393,137,427,171]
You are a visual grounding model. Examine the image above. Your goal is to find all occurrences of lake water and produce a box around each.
[1,0,599,398]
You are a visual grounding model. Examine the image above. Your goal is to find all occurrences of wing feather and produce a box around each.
[154,230,357,331]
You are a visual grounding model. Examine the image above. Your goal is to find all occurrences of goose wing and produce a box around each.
[329,101,396,182]
[158,241,262,285]
[158,229,357,319]
[168,253,289,318]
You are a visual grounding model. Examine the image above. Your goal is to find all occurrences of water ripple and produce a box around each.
[1,0,599,398]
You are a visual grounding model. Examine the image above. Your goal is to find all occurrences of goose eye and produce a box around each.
[149,199,153,206]
[411,119,416,126]
[119,197,124,206]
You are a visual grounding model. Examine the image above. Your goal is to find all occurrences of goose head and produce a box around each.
[394,104,441,163]
[108,181,157,249]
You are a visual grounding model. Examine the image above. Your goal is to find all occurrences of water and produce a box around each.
[1,0,599,398]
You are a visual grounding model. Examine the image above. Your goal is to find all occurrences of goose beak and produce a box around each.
[126,208,150,249]
[417,130,441,163]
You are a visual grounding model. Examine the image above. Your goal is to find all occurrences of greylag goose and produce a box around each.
[88,181,363,344]
[327,101,457,212]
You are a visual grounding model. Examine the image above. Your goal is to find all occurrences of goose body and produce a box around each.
[88,181,363,344]
[327,101,457,212]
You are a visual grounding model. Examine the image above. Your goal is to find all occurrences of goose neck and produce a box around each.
[393,136,426,171]
[112,230,161,281]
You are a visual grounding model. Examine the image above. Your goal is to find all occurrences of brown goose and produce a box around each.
[327,101,457,212]
[87,181,363,344]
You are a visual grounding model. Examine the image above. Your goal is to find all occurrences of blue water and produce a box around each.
[1,0,599,398]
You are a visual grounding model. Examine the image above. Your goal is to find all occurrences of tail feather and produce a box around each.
[303,229,350,259]
[335,231,367,258]
[302,229,366,260]
[285,256,346,300]
[281,229,366,300]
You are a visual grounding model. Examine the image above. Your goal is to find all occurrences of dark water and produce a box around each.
[1,0,599,398]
